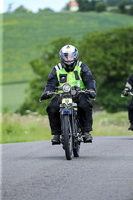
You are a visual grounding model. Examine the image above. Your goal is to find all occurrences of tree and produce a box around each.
[76,0,90,11]
[95,2,107,12]
[38,8,54,13]
[79,27,133,112]
[18,37,76,115]
[89,0,97,11]
[7,3,14,13]
[106,0,120,6]
[14,5,31,13]
[128,5,133,15]
[62,3,70,11]
[118,1,126,13]
[106,0,133,6]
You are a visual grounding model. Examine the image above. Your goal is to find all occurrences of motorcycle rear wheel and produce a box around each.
[73,120,80,157]
[73,140,80,157]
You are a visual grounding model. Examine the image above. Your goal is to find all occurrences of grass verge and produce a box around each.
[0,111,132,144]
[0,113,51,143]
[93,111,132,136]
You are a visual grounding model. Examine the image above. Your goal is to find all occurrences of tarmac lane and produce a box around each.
[1,136,133,200]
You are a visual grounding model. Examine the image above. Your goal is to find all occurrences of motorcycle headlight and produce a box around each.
[62,83,71,93]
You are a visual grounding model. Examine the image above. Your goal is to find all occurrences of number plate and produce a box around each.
[62,98,72,104]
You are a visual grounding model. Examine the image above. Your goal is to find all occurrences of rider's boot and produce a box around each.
[51,135,60,145]
[83,132,93,143]
[128,123,133,131]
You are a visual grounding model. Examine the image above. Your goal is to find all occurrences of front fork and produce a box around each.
[60,105,74,138]
[60,104,81,148]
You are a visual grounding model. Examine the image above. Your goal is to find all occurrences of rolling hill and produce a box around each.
[2,11,133,84]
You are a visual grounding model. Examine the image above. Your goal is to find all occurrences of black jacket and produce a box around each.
[44,61,96,92]
[126,74,133,90]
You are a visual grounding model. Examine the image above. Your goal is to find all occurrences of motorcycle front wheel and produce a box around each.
[62,115,73,160]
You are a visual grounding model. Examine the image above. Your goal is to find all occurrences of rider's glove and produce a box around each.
[122,88,130,96]
[40,92,52,101]
[86,90,96,99]
[74,87,81,98]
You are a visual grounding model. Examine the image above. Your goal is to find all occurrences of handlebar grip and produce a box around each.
[121,92,133,97]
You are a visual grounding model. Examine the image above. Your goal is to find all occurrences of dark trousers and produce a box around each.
[46,94,93,135]
[128,97,133,124]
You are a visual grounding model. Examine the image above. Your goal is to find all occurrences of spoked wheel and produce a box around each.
[73,120,81,157]
[62,115,73,160]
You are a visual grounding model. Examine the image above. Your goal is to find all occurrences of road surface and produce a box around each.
[1,136,133,200]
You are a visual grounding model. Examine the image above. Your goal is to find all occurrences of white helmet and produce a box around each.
[59,45,79,68]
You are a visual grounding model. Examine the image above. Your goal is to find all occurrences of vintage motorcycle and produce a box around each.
[40,83,93,160]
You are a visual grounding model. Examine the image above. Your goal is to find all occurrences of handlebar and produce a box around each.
[47,89,93,95]
[39,89,94,102]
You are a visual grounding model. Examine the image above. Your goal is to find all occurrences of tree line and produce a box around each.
[17,27,133,115]
[6,0,133,15]
[63,0,133,15]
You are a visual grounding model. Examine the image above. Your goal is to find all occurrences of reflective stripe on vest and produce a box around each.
[55,64,85,90]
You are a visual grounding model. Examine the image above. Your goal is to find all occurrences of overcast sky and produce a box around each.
[1,0,70,13]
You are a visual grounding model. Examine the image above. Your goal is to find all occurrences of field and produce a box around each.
[0,112,132,144]
[2,11,133,84]
[1,82,28,112]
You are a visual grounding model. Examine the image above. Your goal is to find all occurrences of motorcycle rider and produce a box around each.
[40,45,96,143]
[122,74,133,131]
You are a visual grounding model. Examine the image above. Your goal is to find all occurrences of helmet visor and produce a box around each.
[63,53,74,62]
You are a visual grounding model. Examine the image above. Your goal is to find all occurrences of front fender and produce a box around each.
[61,109,71,115]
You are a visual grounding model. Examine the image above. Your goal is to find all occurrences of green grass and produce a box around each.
[93,111,132,136]
[1,112,132,144]
[0,82,29,112]
[2,11,133,84]
[0,113,52,143]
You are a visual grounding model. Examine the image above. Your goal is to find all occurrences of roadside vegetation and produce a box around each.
[0,112,132,144]
[0,113,51,143]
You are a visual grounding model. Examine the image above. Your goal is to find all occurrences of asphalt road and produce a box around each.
[1,136,133,200]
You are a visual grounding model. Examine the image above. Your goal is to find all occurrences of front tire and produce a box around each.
[62,115,73,160]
